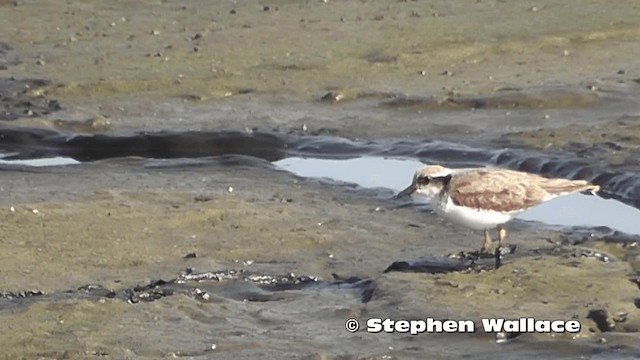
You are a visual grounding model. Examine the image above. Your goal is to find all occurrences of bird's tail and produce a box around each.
[542,179,600,197]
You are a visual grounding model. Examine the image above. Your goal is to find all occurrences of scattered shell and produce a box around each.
[227,186,234,193]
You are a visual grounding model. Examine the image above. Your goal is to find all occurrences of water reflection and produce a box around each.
[0,155,80,167]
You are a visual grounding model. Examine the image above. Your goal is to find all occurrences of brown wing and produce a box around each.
[449,169,549,212]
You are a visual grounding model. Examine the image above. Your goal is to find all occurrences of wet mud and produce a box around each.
[2,0,640,359]
[0,77,61,120]
[1,157,639,359]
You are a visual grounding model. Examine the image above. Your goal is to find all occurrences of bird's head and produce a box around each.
[395,165,452,200]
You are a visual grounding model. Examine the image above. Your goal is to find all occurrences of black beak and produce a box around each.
[394,183,417,199]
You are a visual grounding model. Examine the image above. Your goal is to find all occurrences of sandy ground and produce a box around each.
[1,1,640,359]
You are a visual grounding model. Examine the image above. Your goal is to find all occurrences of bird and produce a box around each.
[395,165,601,253]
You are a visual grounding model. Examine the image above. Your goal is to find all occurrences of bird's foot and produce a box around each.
[447,249,495,261]
[494,244,517,269]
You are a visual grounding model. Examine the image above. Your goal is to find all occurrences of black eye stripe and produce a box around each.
[417,174,452,186]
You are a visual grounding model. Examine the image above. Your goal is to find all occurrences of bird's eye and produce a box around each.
[417,176,431,185]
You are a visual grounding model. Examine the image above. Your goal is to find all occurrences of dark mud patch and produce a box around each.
[0,77,61,120]
[0,269,376,310]
[383,240,617,276]
[383,247,519,274]
[0,127,287,161]
[384,256,476,274]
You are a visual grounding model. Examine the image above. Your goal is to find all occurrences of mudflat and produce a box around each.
[1,1,640,359]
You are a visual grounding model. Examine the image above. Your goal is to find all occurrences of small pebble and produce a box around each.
[151,29,160,35]
[227,186,234,193]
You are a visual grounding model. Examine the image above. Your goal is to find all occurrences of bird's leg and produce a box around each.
[481,228,493,253]
[497,224,507,248]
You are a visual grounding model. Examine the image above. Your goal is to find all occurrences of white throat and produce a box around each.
[415,185,445,200]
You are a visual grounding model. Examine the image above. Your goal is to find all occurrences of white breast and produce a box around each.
[433,195,517,230]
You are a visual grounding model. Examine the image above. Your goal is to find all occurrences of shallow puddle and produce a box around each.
[274,156,640,235]
[0,155,79,167]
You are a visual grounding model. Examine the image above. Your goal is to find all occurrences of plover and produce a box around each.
[396,165,600,252]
